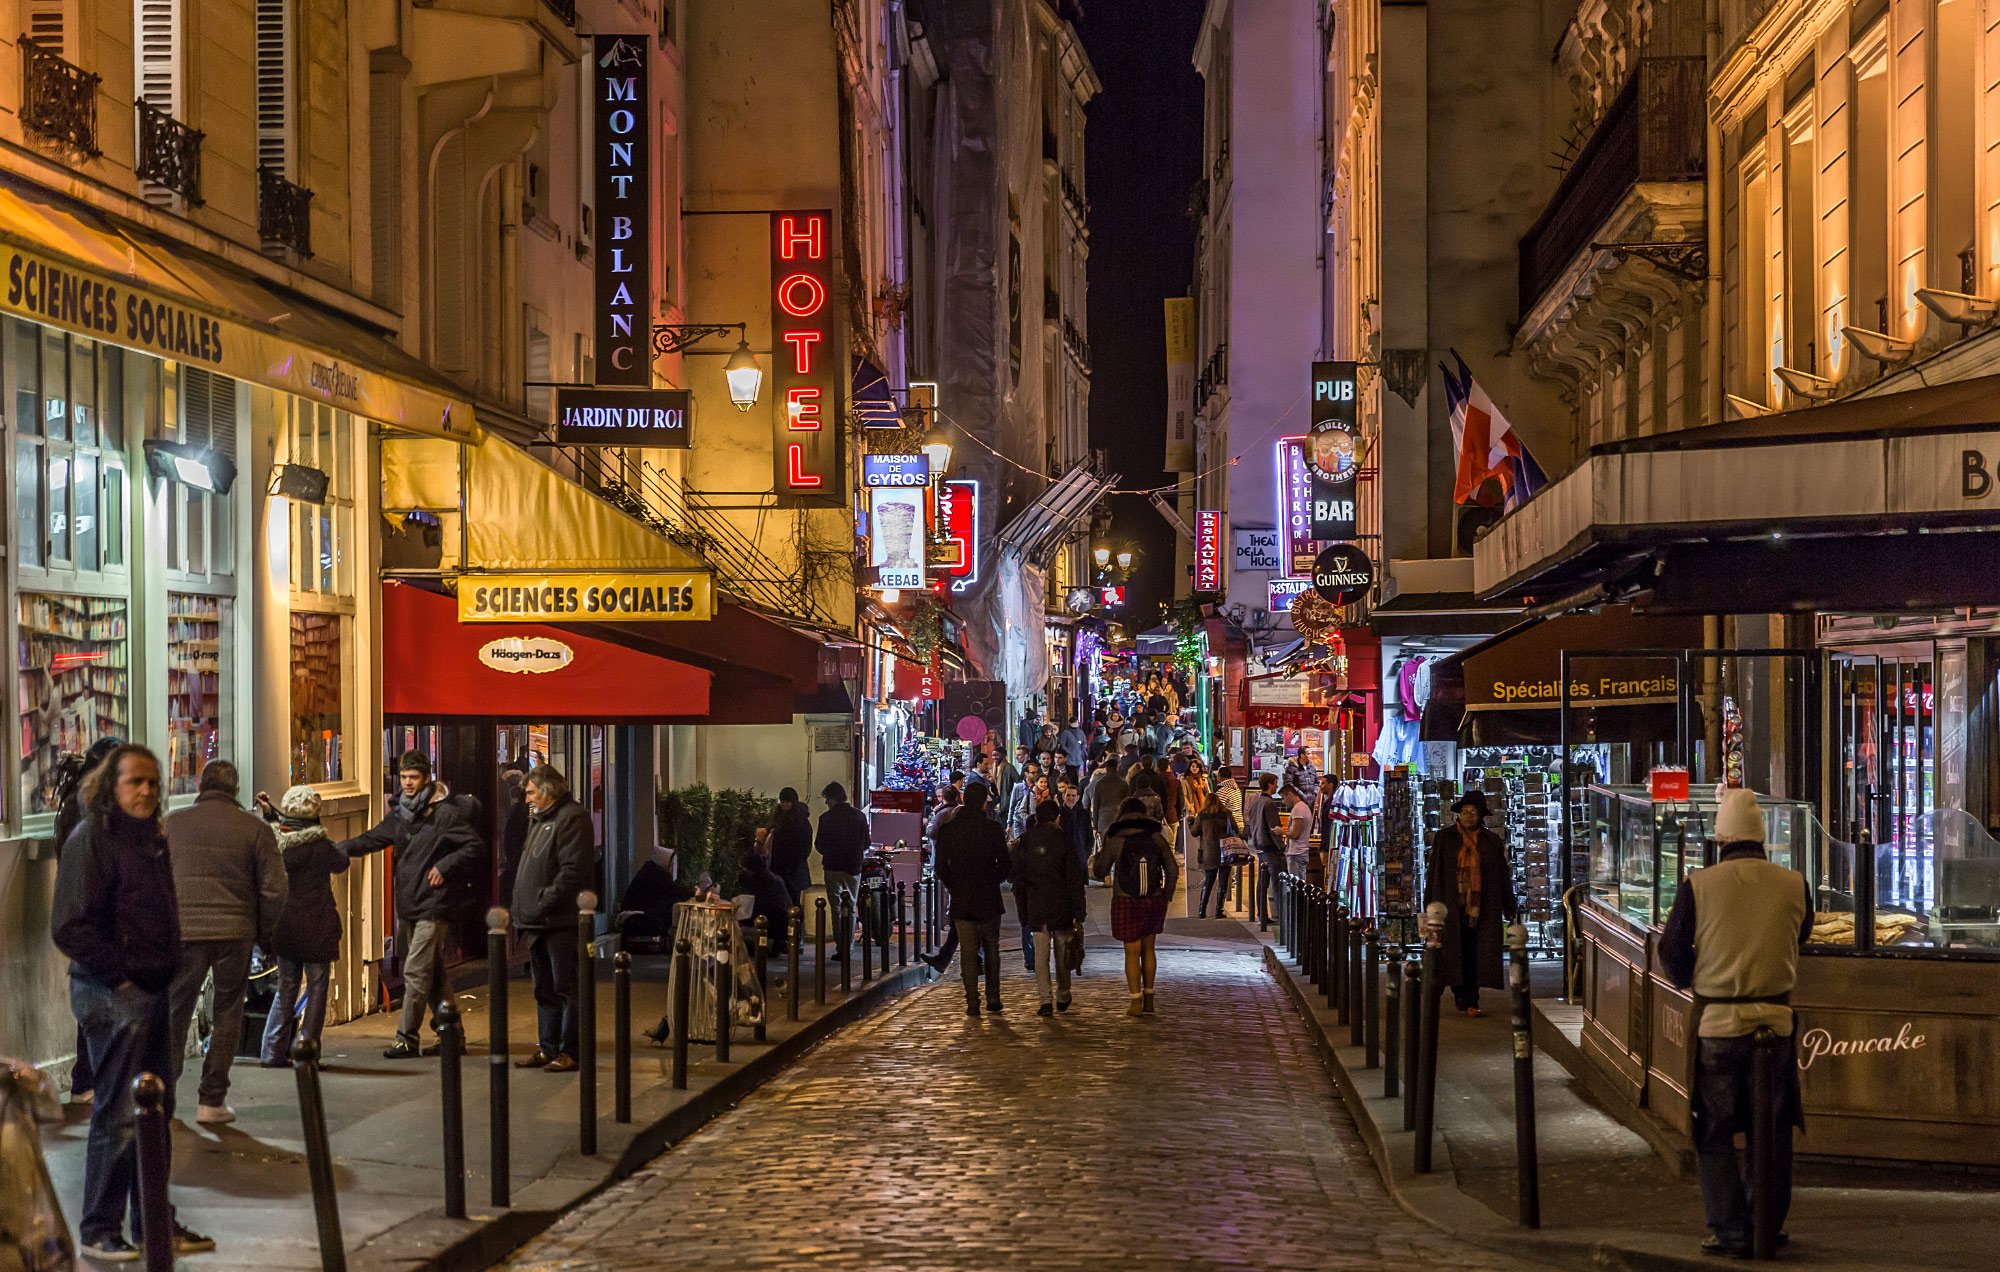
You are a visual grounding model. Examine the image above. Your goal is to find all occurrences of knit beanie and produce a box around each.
[1712,786,1764,847]
[278,784,324,822]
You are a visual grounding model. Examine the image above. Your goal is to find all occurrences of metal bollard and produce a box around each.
[861,888,875,983]
[292,1040,348,1271]
[1402,959,1421,1130]
[714,928,733,1063]
[897,881,909,967]
[1323,897,1338,1007]
[1251,856,1264,928]
[1364,925,1381,1068]
[787,906,802,1021]
[613,950,633,1123]
[1349,921,1366,1048]
[839,893,853,994]
[133,1074,172,1272]
[436,997,467,1215]
[815,897,828,1004]
[753,916,769,1044]
[486,907,511,1208]
[669,938,691,1090]
[1751,1027,1780,1259]
[1414,902,1446,1174]
[1384,950,1403,1099]
[1507,922,1540,1228]
[1333,906,1351,1023]
[577,892,598,1157]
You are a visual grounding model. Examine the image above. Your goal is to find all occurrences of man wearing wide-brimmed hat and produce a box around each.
[1422,790,1516,1016]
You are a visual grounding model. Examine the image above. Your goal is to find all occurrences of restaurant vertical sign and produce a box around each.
[772,210,843,506]
[594,36,650,386]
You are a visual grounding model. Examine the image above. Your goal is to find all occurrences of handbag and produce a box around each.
[1219,834,1248,854]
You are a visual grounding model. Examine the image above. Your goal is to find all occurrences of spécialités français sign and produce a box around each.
[458,572,715,623]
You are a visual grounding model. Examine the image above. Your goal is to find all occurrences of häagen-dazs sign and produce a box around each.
[477,636,575,675]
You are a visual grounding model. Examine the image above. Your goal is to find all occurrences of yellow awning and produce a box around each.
[0,173,473,440]
[381,432,713,574]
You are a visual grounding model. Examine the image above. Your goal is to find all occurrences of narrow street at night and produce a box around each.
[498,921,1550,1272]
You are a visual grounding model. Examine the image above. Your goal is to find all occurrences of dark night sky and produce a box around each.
[1078,0,1206,629]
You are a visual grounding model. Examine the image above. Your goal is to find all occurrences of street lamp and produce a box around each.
[1116,550,1133,571]
[1093,546,1111,569]
[722,339,762,411]
[920,423,954,481]
[651,321,763,410]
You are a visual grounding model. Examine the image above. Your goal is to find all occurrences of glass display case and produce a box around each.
[1584,785,1824,930]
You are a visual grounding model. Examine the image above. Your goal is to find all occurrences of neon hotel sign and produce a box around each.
[772,211,843,507]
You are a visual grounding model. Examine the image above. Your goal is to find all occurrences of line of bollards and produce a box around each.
[1402,956,1421,1131]
[436,997,466,1217]
[613,948,633,1123]
[814,897,829,1005]
[670,937,692,1089]
[486,908,511,1207]
[1413,901,1445,1175]
[577,892,598,1157]
[293,1041,347,1271]
[838,893,853,995]
[714,929,733,1063]
[133,1075,171,1272]
[787,905,803,1020]
[1383,948,1402,1099]
[1363,924,1380,1068]
[1507,920,1540,1228]
[754,916,770,1044]
[1348,921,1365,1049]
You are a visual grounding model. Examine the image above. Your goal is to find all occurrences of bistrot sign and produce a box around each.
[1310,544,1373,606]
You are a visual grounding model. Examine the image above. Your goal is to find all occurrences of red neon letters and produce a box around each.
[771,210,839,505]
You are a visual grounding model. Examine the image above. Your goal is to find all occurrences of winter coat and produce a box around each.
[1091,815,1179,902]
[768,803,813,884]
[1060,803,1092,863]
[815,801,871,875]
[1423,826,1518,992]
[164,791,287,947]
[1011,823,1086,931]
[270,821,349,964]
[340,782,488,922]
[741,859,794,948]
[933,810,1011,922]
[51,811,181,992]
[511,794,595,930]
[1191,807,1227,872]
[1090,771,1130,833]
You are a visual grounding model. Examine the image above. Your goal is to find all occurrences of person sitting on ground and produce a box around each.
[1012,800,1087,1017]
[1093,796,1178,1017]
[740,829,794,958]
[255,784,349,1067]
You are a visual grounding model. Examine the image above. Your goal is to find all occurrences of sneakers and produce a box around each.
[1037,1002,1055,1017]
[173,1222,217,1255]
[986,998,1004,1014]
[964,1000,982,1018]
[79,1234,140,1262]
[194,1104,236,1125]
[381,1040,422,1060]
[1699,1236,1749,1260]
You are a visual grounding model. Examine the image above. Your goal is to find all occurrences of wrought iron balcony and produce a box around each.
[1518,56,1705,314]
[19,35,100,155]
[258,166,313,258]
[540,0,577,28]
[135,100,203,205]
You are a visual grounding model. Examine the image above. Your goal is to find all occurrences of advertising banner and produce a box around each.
[457,571,716,623]
[869,486,928,590]
[862,453,929,487]
[1234,526,1281,572]
[593,35,650,386]
[1164,297,1195,471]
[933,479,980,594]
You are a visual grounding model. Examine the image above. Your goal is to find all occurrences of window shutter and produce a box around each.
[179,367,238,457]
[25,0,66,56]
[369,55,404,306]
[136,0,182,207]
[255,0,294,178]
[525,312,551,420]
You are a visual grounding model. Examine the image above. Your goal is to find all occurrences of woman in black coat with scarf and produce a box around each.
[1423,791,1517,1016]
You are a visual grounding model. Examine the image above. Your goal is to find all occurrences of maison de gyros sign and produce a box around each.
[458,572,715,623]
[1310,544,1373,605]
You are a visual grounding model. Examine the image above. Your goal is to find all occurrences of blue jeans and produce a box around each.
[261,959,332,1064]
[70,973,175,1243]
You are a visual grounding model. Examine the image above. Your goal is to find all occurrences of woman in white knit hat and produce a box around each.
[255,785,351,1064]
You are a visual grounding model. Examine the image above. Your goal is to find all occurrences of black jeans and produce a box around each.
[1255,850,1286,924]
[954,918,1003,1006]
[1198,868,1224,917]
[526,927,580,1060]
[1694,1033,1796,1247]
[70,974,175,1243]
[1452,922,1483,1010]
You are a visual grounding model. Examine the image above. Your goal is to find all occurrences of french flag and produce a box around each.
[1442,351,1545,511]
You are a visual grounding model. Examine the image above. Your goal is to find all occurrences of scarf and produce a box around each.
[1457,825,1483,921]
[399,783,434,819]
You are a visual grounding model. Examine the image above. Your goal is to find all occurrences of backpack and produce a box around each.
[1114,830,1168,899]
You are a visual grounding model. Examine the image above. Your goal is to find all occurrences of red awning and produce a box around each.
[383,582,711,720]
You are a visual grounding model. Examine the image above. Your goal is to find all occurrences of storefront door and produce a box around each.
[1836,647,1938,915]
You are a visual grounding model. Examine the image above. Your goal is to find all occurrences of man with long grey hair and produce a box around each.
[510,764,595,1071]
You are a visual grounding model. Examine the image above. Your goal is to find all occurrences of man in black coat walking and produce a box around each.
[933,783,1012,1016]
[341,750,488,1059]
[815,782,871,961]
[510,765,595,1071]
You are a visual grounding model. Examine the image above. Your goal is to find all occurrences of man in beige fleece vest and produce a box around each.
[1660,786,1813,1259]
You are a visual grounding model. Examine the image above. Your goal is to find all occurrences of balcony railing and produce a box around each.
[135,99,203,205]
[1195,343,1229,413]
[540,0,577,27]
[19,35,100,155]
[258,166,313,258]
[1517,56,1705,314]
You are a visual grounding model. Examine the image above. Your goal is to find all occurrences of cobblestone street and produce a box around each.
[499,929,1552,1271]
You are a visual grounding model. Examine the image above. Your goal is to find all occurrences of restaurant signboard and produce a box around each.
[593,35,650,386]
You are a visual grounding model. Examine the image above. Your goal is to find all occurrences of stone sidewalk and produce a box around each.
[1264,932,1997,1272]
[39,921,930,1271]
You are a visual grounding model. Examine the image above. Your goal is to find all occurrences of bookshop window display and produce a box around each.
[278,397,356,785]
[18,593,130,815]
[167,594,231,796]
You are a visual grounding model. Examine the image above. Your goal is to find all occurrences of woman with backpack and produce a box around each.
[1092,796,1178,1016]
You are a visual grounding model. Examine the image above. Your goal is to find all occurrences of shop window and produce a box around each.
[166,593,230,796]
[18,592,130,818]
[290,611,344,783]
[9,321,128,579]
[167,366,238,581]
[278,399,352,598]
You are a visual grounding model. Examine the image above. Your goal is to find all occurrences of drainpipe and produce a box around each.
[1703,0,1724,427]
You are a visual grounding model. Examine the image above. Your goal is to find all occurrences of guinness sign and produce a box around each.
[1310,544,1373,606]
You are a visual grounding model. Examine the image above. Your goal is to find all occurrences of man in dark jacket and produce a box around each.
[52,744,214,1261]
[933,783,1012,1015]
[342,750,487,1059]
[1012,801,1086,1016]
[510,765,594,1071]
[56,734,125,1103]
[740,833,795,959]
[164,760,285,1125]
[815,782,870,961]
[768,787,814,905]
